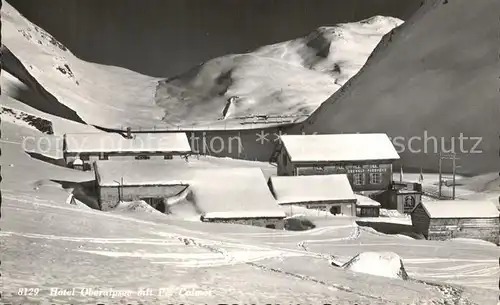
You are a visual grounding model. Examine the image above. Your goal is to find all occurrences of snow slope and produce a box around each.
[2,1,164,128]
[2,0,401,129]
[2,117,499,304]
[0,91,99,135]
[296,0,500,175]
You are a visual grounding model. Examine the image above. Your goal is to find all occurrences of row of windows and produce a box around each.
[353,172,382,185]
[77,155,174,161]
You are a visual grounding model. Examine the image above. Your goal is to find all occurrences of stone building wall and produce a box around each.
[98,184,187,210]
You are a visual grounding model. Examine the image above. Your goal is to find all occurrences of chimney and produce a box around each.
[126,127,132,139]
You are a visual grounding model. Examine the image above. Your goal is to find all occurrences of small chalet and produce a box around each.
[267,174,357,216]
[276,133,400,192]
[63,131,192,170]
[411,200,500,244]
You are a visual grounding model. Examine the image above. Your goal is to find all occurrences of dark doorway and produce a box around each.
[141,197,166,213]
[156,201,166,213]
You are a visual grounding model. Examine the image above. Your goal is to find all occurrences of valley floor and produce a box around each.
[2,191,499,305]
[1,122,499,304]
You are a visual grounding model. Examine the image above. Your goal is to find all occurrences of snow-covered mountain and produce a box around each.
[295,0,500,175]
[1,1,401,129]
[1,1,164,129]
[155,16,402,126]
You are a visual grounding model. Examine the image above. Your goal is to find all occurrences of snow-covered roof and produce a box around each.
[94,160,192,186]
[268,174,356,205]
[191,168,285,219]
[64,132,191,154]
[417,200,500,219]
[355,194,381,207]
[94,161,284,218]
[280,133,400,162]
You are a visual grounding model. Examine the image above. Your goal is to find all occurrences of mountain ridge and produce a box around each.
[2,0,401,129]
[293,0,500,175]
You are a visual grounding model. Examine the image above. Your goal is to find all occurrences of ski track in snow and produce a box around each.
[3,186,499,300]
[2,194,311,268]
[0,231,184,246]
[406,259,498,264]
[170,234,400,303]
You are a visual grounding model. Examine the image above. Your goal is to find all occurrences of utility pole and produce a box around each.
[438,152,459,199]
[438,155,442,198]
[452,154,456,200]
[120,177,123,200]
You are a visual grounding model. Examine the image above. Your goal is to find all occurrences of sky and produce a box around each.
[10,0,422,77]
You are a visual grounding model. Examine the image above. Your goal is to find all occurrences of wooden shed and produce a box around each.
[275,133,400,192]
[267,174,357,216]
[411,200,500,244]
[355,195,381,217]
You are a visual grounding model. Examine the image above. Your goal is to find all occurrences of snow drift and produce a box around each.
[341,251,409,280]
[112,200,165,215]
[296,0,500,175]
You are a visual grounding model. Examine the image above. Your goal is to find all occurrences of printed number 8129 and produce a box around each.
[17,288,40,296]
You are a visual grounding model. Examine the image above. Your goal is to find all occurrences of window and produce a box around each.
[135,155,150,160]
[313,165,324,171]
[265,224,276,229]
[369,173,382,184]
[353,173,365,185]
[283,154,288,166]
[99,154,109,160]
[164,155,173,160]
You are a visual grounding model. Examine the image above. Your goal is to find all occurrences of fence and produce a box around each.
[114,114,308,133]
